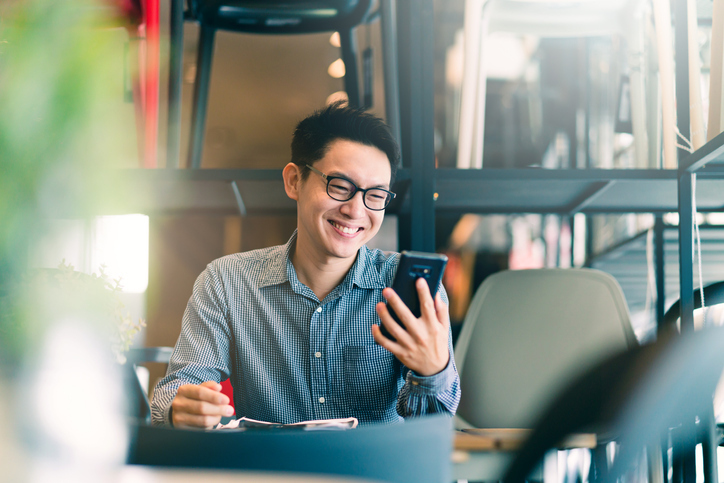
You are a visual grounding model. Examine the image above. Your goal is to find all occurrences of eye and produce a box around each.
[328,179,354,196]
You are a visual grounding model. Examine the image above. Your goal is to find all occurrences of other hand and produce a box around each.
[372,277,450,376]
[171,380,234,428]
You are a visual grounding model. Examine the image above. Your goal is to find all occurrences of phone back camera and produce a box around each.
[409,265,432,280]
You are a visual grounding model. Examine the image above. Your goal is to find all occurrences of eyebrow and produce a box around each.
[327,171,390,190]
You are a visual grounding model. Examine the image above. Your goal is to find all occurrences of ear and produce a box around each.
[282,162,302,201]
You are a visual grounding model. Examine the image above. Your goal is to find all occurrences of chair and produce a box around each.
[658,281,724,483]
[127,414,452,483]
[169,0,373,169]
[454,268,638,430]
[125,346,173,424]
[503,326,724,483]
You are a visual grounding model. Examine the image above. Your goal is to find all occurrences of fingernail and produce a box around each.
[224,406,234,416]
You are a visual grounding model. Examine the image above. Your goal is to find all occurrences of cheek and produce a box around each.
[370,212,385,229]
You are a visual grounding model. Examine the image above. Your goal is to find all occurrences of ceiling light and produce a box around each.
[327,59,345,78]
[326,91,348,105]
[329,32,341,48]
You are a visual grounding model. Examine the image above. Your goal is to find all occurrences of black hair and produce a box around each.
[291,101,400,184]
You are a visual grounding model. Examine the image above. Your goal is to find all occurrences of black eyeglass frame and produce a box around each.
[305,164,396,211]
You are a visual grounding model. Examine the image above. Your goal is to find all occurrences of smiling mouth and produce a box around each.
[330,221,362,235]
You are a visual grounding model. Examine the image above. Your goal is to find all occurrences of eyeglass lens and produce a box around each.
[327,178,391,210]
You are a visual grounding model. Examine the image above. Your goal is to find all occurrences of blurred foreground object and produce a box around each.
[0,0,140,479]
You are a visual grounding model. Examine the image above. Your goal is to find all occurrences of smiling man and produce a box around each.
[151,103,460,427]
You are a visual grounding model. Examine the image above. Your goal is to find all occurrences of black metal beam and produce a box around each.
[682,130,724,173]
[166,0,184,169]
[565,180,614,215]
[188,25,216,169]
[654,216,666,332]
[675,0,695,336]
[397,0,436,252]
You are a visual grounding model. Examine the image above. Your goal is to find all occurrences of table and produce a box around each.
[117,466,381,482]
[452,429,597,482]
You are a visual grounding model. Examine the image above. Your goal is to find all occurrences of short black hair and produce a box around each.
[291,101,400,184]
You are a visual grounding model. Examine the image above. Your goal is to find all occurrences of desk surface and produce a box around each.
[454,428,597,452]
[118,467,379,483]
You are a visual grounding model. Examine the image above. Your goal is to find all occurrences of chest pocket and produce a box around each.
[343,344,399,421]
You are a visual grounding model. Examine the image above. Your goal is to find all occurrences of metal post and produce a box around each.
[166,0,184,169]
[340,28,361,108]
[397,0,436,252]
[380,0,401,143]
[678,172,695,332]
[188,25,216,169]
[674,0,695,332]
[654,215,666,332]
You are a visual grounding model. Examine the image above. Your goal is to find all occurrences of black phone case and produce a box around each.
[380,251,448,342]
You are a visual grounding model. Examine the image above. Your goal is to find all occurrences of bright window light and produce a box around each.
[91,214,149,293]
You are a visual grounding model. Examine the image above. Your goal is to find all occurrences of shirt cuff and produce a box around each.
[406,357,456,396]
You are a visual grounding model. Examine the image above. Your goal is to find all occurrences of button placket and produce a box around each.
[310,303,329,418]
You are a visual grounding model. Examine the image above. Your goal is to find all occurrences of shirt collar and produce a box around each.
[349,245,386,290]
[258,230,297,288]
[258,230,387,292]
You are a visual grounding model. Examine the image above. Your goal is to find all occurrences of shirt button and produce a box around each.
[316,306,322,313]
[412,381,419,386]
[318,397,325,404]
[315,352,322,358]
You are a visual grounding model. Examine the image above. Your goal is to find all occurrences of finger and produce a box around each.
[174,397,234,417]
[371,323,406,355]
[178,383,230,405]
[415,277,437,321]
[434,292,450,329]
[173,411,223,429]
[376,301,416,346]
[382,287,421,335]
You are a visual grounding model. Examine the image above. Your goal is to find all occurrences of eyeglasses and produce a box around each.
[305,164,396,211]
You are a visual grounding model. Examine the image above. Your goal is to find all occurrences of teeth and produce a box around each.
[332,222,358,234]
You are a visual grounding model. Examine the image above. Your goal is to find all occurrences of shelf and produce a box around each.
[58,166,724,217]
[589,226,724,313]
[82,169,295,217]
[434,168,724,215]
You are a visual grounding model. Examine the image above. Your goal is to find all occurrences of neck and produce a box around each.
[291,235,357,302]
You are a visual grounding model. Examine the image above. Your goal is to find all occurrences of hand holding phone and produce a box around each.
[378,251,448,342]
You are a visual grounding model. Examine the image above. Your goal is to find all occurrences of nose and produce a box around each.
[340,190,367,218]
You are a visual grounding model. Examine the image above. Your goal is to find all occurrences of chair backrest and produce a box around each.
[125,347,173,424]
[503,326,724,483]
[128,415,452,483]
[190,0,372,34]
[454,268,637,429]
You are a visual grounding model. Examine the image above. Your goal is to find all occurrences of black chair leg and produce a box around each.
[189,25,216,169]
[339,27,360,107]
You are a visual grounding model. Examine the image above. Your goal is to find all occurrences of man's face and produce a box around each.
[294,139,392,264]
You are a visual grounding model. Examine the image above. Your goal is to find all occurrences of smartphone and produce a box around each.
[379,251,448,341]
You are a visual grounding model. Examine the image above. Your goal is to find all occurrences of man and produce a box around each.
[151,103,460,427]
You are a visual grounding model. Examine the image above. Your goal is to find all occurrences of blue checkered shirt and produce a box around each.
[151,231,460,426]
